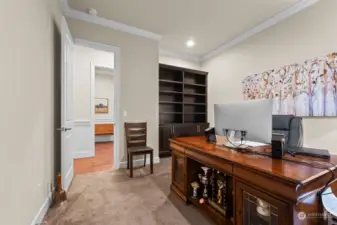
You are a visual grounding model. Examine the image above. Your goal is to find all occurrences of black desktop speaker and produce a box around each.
[272,133,285,159]
[205,127,216,143]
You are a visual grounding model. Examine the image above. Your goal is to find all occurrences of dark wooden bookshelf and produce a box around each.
[159,79,183,85]
[159,64,209,157]
[159,101,183,104]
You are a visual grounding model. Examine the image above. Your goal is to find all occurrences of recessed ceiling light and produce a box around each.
[186,39,195,48]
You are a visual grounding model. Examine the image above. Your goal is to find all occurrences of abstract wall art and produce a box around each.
[242,53,337,116]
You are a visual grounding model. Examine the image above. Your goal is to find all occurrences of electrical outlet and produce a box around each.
[49,181,55,193]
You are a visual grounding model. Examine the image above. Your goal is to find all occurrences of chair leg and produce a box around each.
[150,152,153,174]
[130,153,133,178]
[144,153,146,167]
[127,152,130,169]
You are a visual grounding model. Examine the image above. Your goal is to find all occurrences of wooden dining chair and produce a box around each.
[125,122,153,178]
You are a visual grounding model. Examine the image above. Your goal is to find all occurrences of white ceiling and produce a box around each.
[67,0,309,58]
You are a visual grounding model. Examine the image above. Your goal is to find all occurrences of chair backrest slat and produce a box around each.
[125,122,147,148]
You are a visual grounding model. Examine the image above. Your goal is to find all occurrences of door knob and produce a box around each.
[56,127,72,132]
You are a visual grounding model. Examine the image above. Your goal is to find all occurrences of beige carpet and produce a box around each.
[44,158,214,225]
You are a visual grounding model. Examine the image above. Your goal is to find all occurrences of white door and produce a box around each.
[61,18,74,191]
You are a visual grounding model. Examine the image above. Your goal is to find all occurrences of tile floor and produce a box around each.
[74,142,113,175]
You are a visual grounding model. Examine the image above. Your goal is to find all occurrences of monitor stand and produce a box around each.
[224,141,236,148]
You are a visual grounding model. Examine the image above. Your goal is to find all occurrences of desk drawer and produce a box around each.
[95,124,114,135]
[185,148,232,175]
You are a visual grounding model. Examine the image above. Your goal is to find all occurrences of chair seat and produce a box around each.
[128,146,153,153]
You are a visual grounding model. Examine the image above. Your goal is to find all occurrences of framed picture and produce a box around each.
[95,98,109,113]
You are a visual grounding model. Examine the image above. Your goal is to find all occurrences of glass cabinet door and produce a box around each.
[242,191,279,225]
[172,152,185,192]
[236,182,289,225]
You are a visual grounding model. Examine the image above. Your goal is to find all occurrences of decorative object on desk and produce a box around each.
[217,180,223,205]
[242,52,337,116]
[52,172,67,206]
[210,169,217,202]
[256,198,271,217]
[200,167,210,198]
[191,181,200,199]
[207,179,228,217]
[222,174,228,210]
[209,198,227,217]
[95,98,109,113]
[199,198,207,204]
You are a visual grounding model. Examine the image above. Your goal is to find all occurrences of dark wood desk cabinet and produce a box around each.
[169,136,337,225]
[159,123,209,157]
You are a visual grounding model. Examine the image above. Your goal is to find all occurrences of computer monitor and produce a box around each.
[214,99,273,144]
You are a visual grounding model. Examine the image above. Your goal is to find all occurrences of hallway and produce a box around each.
[74,142,114,175]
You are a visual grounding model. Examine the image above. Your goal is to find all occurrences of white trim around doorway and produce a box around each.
[75,38,121,170]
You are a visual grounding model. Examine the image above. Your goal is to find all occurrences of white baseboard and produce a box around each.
[119,156,160,169]
[95,118,114,124]
[64,165,74,192]
[95,135,114,143]
[30,192,52,225]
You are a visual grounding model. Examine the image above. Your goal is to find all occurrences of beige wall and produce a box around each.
[0,0,61,224]
[203,0,337,153]
[159,55,201,70]
[73,44,114,119]
[67,18,159,162]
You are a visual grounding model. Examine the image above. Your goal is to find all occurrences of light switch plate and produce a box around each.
[123,111,127,117]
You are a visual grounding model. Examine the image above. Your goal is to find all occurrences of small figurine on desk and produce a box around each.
[217,180,224,205]
[191,181,200,199]
[210,169,217,202]
[199,167,210,199]
[199,198,207,204]
[222,174,228,210]
[53,173,67,206]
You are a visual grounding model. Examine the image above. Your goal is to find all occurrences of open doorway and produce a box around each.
[71,40,120,175]
[92,66,115,172]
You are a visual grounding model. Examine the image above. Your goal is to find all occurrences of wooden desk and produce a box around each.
[95,124,114,136]
[169,136,337,225]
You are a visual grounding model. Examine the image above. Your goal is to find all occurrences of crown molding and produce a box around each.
[61,0,320,63]
[159,49,202,63]
[61,0,161,41]
[202,0,320,61]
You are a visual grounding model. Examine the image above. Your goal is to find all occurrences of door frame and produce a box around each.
[91,64,115,151]
[75,38,121,170]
